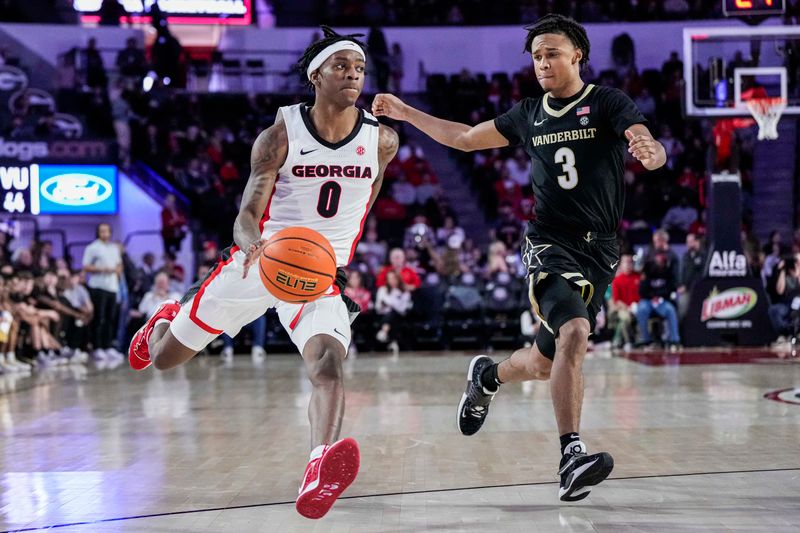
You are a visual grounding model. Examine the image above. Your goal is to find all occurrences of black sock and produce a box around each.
[479,363,502,392]
[560,432,581,454]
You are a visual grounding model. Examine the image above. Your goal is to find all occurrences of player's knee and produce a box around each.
[307,347,343,385]
[557,318,590,358]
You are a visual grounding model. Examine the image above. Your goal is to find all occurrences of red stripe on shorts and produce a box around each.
[347,199,371,263]
[289,303,306,331]
[189,245,240,334]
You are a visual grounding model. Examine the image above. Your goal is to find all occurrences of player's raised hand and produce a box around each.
[625,129,659,167]
[372,94,408,121]
[242,239,268,279]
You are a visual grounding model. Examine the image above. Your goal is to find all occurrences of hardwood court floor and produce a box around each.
[1,350,799,532]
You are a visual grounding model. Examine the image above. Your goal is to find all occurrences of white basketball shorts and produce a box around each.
[169,246,351,354]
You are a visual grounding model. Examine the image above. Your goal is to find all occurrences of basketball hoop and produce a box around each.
[745,97,786,140]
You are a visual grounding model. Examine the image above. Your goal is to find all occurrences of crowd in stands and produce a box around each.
[1,17,798,369]
[4,0,800,27]
[0,219,193,376]
[284,0,800,26]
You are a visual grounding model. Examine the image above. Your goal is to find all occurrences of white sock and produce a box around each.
[309,444,326,461]
[564,440,587,456]
[153,318,171,329]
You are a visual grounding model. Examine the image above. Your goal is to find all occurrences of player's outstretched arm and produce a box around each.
[372,93,508,152]
[625,124,666,171]
[235,121,288,278]
[368,124,400,210]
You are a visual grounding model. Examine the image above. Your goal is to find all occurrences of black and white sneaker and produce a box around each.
[457,355,497,436]
[558,441,614,502]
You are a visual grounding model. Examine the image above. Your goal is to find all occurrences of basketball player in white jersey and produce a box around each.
[128,27,399,519]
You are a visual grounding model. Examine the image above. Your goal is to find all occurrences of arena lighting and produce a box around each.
[142,71,156,92]
[74,0,252,26]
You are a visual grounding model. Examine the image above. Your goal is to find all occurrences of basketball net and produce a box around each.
[745,97,786,141]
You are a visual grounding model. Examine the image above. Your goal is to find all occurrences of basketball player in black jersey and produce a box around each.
[373,14,665,501]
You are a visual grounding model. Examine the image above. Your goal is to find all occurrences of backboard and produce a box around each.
[683,25,800,117]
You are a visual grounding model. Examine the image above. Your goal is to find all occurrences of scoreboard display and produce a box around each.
[722,0,786,17]
[74,0,251,25]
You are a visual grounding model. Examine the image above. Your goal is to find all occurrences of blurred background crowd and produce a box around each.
[1,1,799,374]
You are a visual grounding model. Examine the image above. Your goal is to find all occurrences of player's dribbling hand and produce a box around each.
[372,94,408,121]
[242,239,268,279]
[625,129,658,167]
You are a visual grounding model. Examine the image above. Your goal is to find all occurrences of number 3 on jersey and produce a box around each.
[554,147,578,190]
[317,181,342,217]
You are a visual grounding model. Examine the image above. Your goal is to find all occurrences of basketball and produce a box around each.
[258,227,337,303]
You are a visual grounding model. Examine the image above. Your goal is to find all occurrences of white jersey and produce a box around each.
[262,103,380,266]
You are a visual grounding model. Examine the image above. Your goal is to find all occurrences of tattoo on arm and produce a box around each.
[233,122,288,250]
[368,125,400,211]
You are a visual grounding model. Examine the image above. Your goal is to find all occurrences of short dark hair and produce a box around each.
[524,14,590,69]
[297,25,367,90]
[96,222,111,238]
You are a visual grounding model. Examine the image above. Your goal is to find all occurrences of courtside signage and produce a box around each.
[0,164,117,215]
[708,250,747,277]
[700,287,757,322]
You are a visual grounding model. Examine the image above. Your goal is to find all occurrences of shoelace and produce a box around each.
[465,384,491,417]
[467,404,486,417]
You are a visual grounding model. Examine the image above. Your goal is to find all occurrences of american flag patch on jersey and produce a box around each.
[576,106,591,116]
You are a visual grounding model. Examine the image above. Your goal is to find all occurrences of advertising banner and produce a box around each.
[73,0,251,25]
[0,138,115,164]
[0,164,118,215]
[683,173,775,346]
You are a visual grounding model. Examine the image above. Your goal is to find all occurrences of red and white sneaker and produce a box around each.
[128,300,180,371]
[295,437,360,519]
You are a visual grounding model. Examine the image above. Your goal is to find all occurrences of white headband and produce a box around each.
[306,40,366,80]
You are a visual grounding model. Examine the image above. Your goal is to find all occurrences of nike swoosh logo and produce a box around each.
[333,328,347,339]
[534,118,548,126]
[610,261,619,269]
[561,457,599,491]
[300,148,319,155]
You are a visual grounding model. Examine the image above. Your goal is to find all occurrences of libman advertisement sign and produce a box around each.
[684,279,774,347]
[0,164,117,215]
[700,287,758,327]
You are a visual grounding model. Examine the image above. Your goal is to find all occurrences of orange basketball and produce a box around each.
[259,227,337,303]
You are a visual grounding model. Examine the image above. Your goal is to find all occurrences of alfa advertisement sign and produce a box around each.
[683,173,775,346]
[0,164,118,215]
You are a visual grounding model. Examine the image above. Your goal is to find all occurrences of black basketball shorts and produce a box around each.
[521,224,619,360]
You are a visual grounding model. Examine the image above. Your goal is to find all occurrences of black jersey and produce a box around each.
[494,84,645,235]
